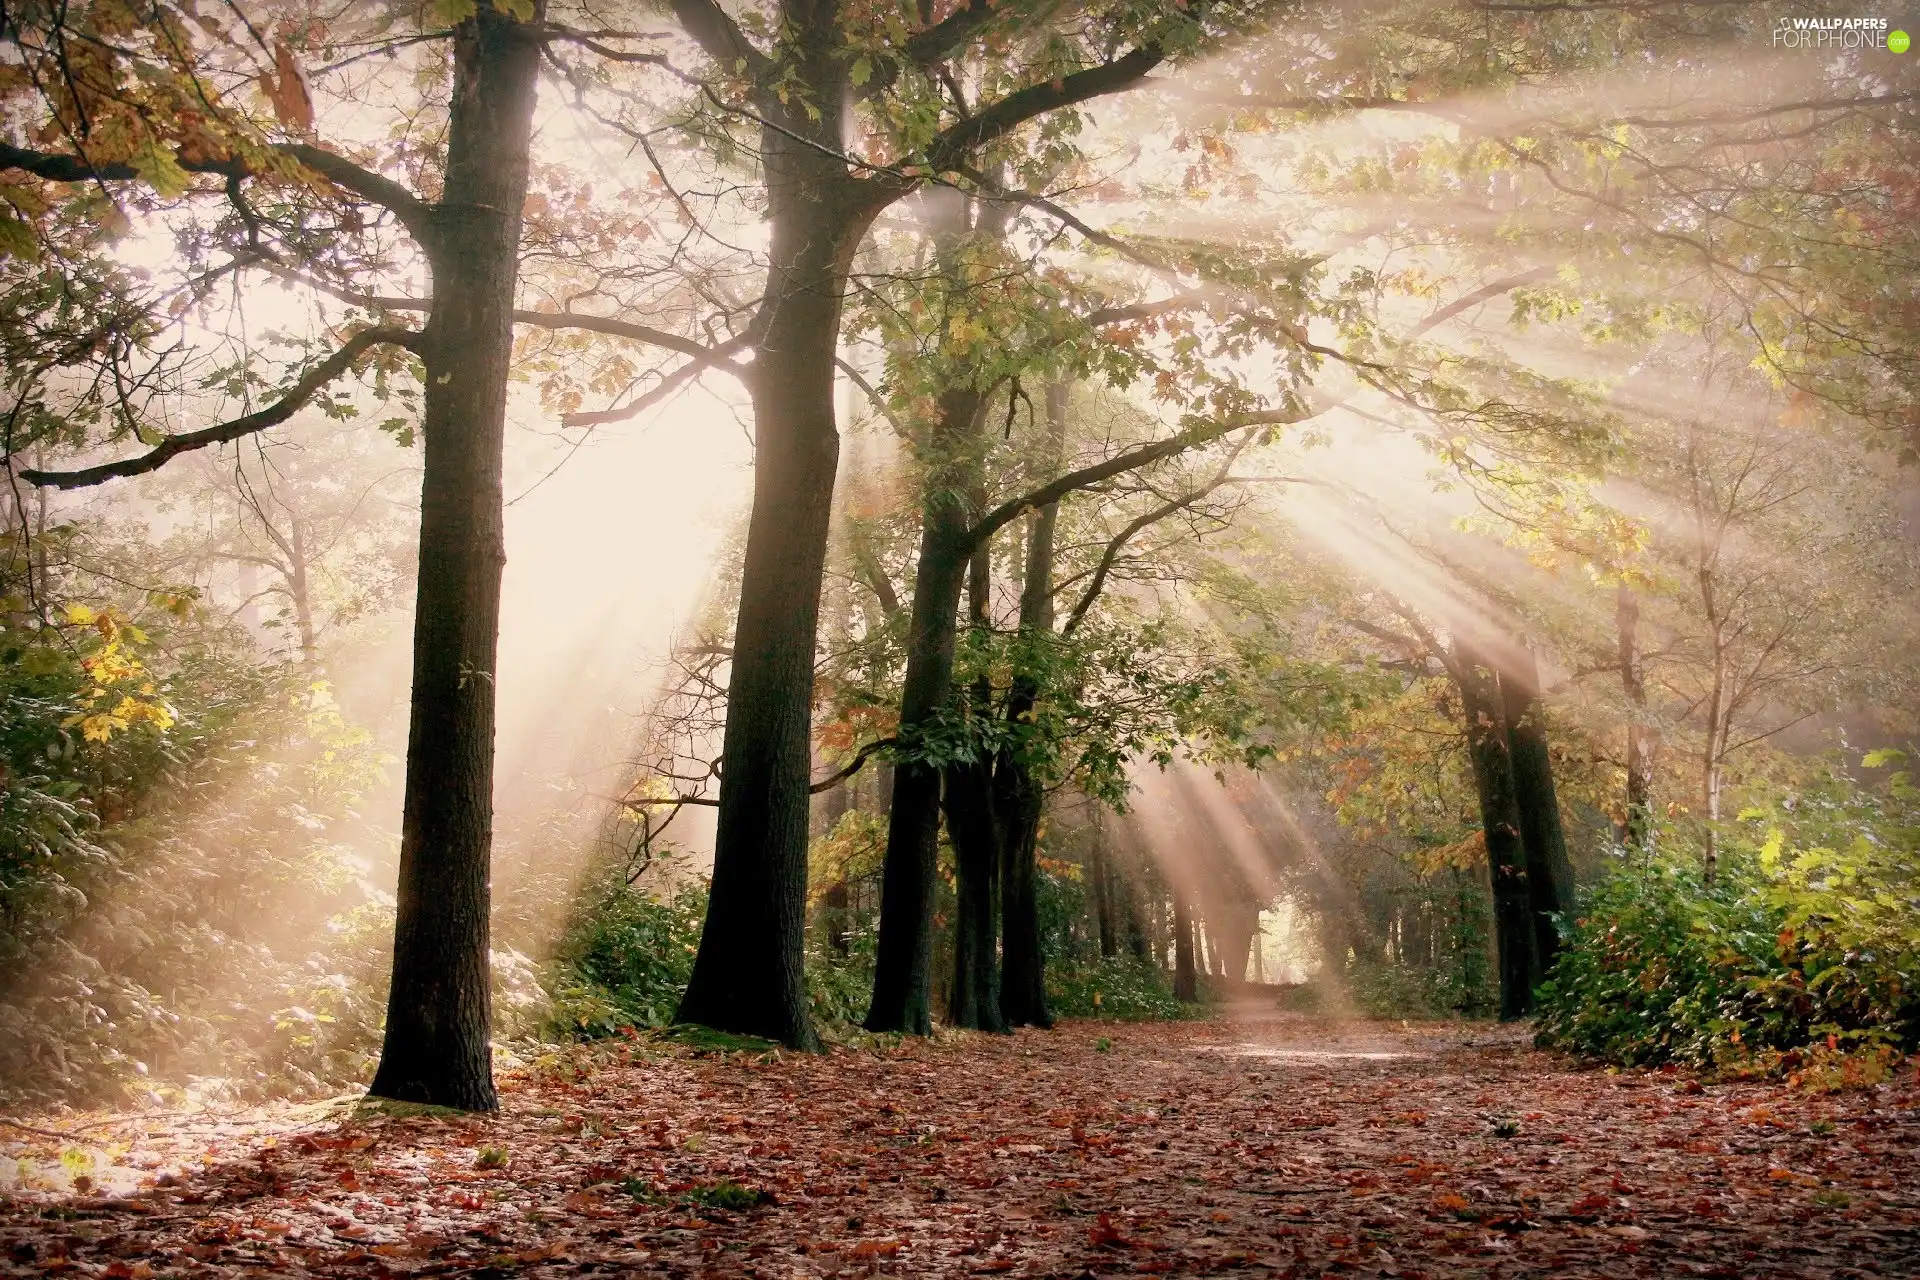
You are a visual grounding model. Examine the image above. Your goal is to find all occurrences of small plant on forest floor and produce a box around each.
[473,1146,510,1170]
[1095,1036,1112,1053]
[626,1177,771,1212]
[1050,958,1197,1022]
[658,1024,782,1056]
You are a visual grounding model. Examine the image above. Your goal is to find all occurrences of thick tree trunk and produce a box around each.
[1615,585,1657,852]
[1500,645,1575,976]
[367,6,541,1111]
[1456,649,1539,1021]
[678,138,881,1048]
[992,389,1067,1029]
[942,756,1003,1031]
[992,480,1062,1028]
[867,387,988,1033]
[993,714,1051,1027]
[1172,892,1199,1002]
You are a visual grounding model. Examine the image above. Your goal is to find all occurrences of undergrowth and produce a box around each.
[1536,753,1919,1084]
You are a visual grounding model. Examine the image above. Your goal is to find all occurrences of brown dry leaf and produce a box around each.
[265,40,314,132]
[1,1015,1915,1278]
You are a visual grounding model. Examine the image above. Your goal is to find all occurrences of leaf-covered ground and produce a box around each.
[4,1011,1917,1277]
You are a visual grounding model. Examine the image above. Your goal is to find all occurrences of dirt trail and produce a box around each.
[3,1014,1916,1277]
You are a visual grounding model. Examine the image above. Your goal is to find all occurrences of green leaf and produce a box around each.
[0,210,40,261]
[850,56,871,87]
[430,0,478,24]
[129,137,191,200]
[133,422,166,447]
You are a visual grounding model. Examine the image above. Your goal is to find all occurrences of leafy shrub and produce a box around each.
[1533,859,1778,1067]
[1347,959,1490,1020]
[1049,955,1199,1021]
[1536,754,1920,1073]
[807,935,876,1030]
[0,581,406,1105]
[546,868,706,1037]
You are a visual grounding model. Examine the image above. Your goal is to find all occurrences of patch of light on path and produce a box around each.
[1195,1045,1428,1062]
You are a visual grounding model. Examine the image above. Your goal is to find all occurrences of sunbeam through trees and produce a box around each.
[1,0,1917,1274]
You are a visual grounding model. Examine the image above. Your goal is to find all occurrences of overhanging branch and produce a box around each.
[18,326,422,489]
[0,139,433,241]
[966,404,1311,548]
[923,46,1165,173]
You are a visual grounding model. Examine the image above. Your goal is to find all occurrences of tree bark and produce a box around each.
[367,5,541,1111]
[992,704,1051,1027]
[1172,892,1198,1002]
[1616,585,1657,852]
[990,387,1067,1029]
[676,115,886,1049]
[1091,812,1119,959]
[1456,647,1539,1021]
[992,432,1065,1029]
[1500,645,1575,976]
[867,389,989,1033]
[942,754,1003,1031]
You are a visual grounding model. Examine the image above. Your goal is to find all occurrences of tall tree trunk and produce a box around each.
[1615,585,1657,852]
[1500,645,1575,976]
[992,510,1060,1027]
[867,387,989,1033]
[1455,644,1539,1021]
[677,119,885,1046]
[1172,891,1198,1002]
[993,726,1050,1027]
[1091,812,1118,959]
[367,5,541,1111]
[993,387,1066,1028]
[1124,870,1149,961]
[942,754,1003,1031]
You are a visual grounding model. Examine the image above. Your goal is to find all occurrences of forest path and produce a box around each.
[3,1012,1917,1277]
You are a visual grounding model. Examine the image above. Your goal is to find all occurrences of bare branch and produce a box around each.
[514,309,751,375]
[279,144,432,239]
[810,736,897,793]
[967,404,1310,548]
[1406,268,1554,339]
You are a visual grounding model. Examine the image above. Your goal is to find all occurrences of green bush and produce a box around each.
[1536,754,1920,1071]
[1534,858,1780,1067]
[1348,959,1489,1020]
[1049,955,1199,1021]
[546,870,706,1037]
